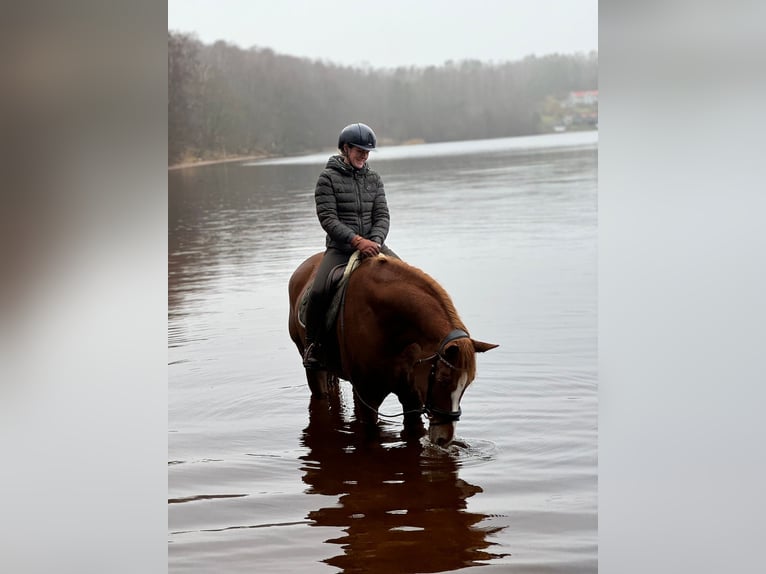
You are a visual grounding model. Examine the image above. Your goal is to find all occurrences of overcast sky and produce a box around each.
[168,0,598,69]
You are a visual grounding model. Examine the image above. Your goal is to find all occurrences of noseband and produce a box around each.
[414,328,470,424]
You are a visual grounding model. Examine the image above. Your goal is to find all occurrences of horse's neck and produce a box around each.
[361,259,462,339]
[383,279,455,346]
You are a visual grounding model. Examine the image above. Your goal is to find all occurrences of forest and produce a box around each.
[168,32,598,166]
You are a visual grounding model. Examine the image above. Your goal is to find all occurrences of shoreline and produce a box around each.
[168,140,408,170]
[168,154,274,171]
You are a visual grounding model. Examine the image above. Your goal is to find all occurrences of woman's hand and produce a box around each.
[351,235,381,257]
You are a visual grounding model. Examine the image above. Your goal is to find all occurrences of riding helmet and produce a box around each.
[338,123,377,151]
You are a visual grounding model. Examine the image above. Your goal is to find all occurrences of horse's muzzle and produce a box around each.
[428,420,457,447]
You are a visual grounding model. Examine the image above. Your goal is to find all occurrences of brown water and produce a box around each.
[169,132,598,572]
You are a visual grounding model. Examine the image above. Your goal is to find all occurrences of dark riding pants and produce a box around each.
[304,248,351,344]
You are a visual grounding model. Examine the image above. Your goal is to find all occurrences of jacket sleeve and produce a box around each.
[315,172,356,246]
[368,174,390,245]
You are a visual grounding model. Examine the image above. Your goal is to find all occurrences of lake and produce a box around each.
[169,131,598,572]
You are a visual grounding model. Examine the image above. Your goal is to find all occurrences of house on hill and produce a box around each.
[566,90,599,107]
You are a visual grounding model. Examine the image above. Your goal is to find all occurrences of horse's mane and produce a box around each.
[374,256,477,377]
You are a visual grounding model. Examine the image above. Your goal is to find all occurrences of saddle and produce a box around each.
[298,245,400,333]
[298,251,362,333]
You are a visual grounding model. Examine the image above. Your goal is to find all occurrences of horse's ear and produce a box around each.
[472,339,499,353]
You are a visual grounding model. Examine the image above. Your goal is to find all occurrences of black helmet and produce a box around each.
[338,123,377,151]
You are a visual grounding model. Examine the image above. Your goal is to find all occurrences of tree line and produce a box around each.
[168,31,598,165]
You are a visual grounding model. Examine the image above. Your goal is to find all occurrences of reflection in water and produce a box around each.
[300,395,508,573]
[168,161,322,323]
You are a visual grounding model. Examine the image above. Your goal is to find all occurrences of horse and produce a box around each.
[288,252,498,447]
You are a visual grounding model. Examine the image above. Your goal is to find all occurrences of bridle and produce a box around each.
[413,328,471,424]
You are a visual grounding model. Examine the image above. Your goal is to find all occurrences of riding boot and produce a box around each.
[303,291,325,370]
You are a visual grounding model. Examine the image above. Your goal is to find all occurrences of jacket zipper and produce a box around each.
[354,171,363,232]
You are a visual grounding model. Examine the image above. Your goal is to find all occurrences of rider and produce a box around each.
[302,122,390,369]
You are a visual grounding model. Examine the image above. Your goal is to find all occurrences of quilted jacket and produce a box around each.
[314,155,390,253]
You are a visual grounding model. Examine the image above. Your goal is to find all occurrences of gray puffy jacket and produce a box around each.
[315,155,390,252]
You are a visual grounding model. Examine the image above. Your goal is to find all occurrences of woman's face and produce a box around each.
[346,145,369,169]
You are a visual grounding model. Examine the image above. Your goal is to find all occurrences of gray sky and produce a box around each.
[167,0,598,68]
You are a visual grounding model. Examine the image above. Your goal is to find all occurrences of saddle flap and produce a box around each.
[298,251,363,330]
[326,264,347,292]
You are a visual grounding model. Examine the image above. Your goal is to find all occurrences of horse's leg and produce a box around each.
[306,369,330,400]
[399,395,426,442]
[351,384,383,426]
[402,414,426,442]
[326,374,341,411]
[392,345,426,442]
[307,380,343,432]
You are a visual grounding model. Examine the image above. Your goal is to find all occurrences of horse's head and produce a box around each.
[420,333,498,447]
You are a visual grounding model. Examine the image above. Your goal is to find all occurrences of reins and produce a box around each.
[351,385,426,419]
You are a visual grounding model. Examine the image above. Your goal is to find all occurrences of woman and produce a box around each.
[302,122,390,369]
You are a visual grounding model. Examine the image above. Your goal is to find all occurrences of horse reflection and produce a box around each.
[300,397,507,573]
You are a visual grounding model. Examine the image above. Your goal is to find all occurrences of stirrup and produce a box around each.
[302,342,323,370]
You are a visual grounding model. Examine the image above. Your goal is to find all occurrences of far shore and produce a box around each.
[168,154,275,170]
[168,139,424,170]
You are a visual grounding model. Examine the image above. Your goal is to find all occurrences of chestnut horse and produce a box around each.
[288,252,497,446]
